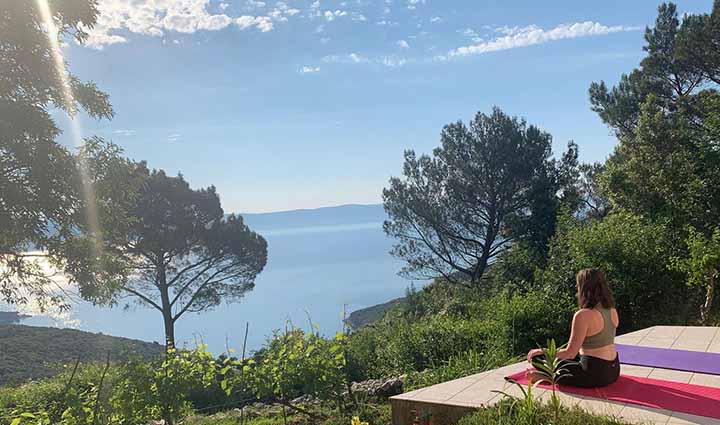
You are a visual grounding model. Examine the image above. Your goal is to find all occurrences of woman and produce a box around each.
[526,268,620,388]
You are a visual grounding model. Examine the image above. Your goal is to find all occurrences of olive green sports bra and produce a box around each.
[582,308,616,349]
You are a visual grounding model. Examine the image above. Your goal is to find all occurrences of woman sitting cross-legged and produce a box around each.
[526,268,620,388]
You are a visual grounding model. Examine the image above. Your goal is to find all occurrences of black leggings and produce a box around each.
[531,353,620,388]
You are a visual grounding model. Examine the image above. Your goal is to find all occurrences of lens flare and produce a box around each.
[35,0,104,257]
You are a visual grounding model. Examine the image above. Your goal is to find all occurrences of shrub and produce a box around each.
[542,212,699,331]
[0,362,118,425]
[480,288,574,358]
[244,326,347,413]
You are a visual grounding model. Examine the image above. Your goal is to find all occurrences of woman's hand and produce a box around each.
[527,348,544,363]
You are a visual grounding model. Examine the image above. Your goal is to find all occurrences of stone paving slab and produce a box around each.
[390,326,720,425]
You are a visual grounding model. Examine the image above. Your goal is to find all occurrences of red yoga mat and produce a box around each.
[506,371,720,419]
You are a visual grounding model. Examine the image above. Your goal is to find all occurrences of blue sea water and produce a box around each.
[18,217,415,354]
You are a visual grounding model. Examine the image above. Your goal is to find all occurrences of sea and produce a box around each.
[4,204,416,353]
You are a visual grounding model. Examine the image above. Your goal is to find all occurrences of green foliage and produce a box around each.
[110,346,234,425]
[349,315,489,378]
[522,339,572,421]
[670,227,720,322]
[244,326,347,410]
[458,399,629,425]
[0,362,118,425]
[0,0,113,310]
[0,346,238,425]
[543,212,696,330]
[480,289,574,358]
[590,2,720,234]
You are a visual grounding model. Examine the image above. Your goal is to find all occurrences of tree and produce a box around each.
[542,212,697,331]
[0,0,113,309]
[383,107,577,286]
[72,170,268,348]
[589,2,720,233]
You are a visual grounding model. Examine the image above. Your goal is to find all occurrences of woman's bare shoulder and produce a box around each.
[574,308,594,319]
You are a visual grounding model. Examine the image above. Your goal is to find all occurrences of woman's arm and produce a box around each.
[557,310,588,360]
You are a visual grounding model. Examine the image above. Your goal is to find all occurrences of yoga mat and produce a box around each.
[506,371,720,419]
[616,343,720,375]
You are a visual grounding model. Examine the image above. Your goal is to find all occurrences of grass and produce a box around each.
[459,401,631,425]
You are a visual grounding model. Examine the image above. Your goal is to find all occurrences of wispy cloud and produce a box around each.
[321,53,407,68]
[397,39,410,49]
[323,53,369,63]
[381,56,407,68]
[441,21,639,59]
[236,15,274,32]
[376,20,399,27]
[429,16,443,24]
[112,129,136,136]
[299,66,321,74]
[245,0,266,9]
[167,133,181,142]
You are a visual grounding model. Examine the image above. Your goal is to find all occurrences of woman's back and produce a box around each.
[580,307,619,361]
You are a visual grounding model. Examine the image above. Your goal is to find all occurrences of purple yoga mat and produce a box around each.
[616,343,720,375]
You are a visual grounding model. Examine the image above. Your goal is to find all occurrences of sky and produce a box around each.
[56,0,714,213]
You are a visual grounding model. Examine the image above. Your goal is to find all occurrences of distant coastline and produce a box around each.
[346,297,405,330]
[0,311,30,325]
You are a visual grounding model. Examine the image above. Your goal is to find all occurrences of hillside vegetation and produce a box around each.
[1,1,720,424]
[0,325,163,386]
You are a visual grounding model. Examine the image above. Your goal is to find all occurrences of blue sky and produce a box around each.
[57,0,713,213]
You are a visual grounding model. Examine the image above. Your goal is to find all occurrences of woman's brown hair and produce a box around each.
[576,268,615,309]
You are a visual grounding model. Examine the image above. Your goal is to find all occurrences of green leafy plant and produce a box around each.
[526,339,574,422]
[244,324,347,421]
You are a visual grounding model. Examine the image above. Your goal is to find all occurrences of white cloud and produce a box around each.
[397,39,409,48]
[407,0,424,10]
[167,133,181,142]
[382,56,406,67]
[444,21,639,59]
[351,13,367,22]
[376,20,398,26]
[430,16,442,23]
[324,10,347,21]
[81,0,284,49]
[299,66,321,73]
[84,32,128,49]
[112,129,136,136]
[348,53,367,63]
[235,15,274,32]
[322,53,368,63]
[322,53,407,69]
[246,0,266,8]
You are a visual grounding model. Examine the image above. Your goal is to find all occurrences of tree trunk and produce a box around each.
[162,307,175,350]
[157,264,175,350]
[700,275,716,324]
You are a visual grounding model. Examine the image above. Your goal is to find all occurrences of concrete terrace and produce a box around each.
[390,326,720,425]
